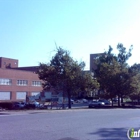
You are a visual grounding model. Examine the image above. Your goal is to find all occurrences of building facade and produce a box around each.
[0,53,105,102]
[90,53,104,71]
[0,57,42,102]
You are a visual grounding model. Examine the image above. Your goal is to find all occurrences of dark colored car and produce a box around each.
[13,102,26,109]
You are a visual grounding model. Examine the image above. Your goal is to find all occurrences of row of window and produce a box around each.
[0,78,42,86]
[0,92,41,100]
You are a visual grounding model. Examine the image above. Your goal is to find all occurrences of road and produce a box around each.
[0,108,140,140]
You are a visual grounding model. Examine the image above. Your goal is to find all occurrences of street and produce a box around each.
[0,108,140,140]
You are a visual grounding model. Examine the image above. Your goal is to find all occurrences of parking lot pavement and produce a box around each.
[1,108,140,140]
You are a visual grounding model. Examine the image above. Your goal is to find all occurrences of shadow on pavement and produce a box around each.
[88,127,128,140]
[0,113,10,115]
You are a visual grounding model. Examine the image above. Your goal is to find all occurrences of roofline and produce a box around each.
[0,68,37,73]
[0,57,18,61]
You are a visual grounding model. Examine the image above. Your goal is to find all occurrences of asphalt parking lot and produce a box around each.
[1,108,140,140]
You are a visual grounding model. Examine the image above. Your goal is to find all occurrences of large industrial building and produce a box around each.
[0,53,103,102]
[0,57,42,102]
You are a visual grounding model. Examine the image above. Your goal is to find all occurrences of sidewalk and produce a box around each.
[1,105,140,116]
[0,106,89,115]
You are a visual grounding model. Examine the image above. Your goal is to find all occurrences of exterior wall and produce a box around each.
[0,68,42,101]
[11,66,39,72]
[0,57,18,68]
[0,54,105,102]
[90,53,104,71]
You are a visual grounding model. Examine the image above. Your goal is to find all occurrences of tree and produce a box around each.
[94,56,123,106]
[78,71,100,97]
[93,43,133,106]
[128,64,140,101]
[37,47,98,108]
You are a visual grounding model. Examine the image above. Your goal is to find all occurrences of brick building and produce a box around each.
[90,53,104,71]
[0,54,105,102]
[0,57,42,101]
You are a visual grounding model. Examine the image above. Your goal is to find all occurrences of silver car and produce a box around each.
[88,100,105,108]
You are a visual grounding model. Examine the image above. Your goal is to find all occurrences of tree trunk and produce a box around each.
[118,96,120,107]
[68,90,71,109]
[121,97,123,104]
[111,100,113,106]
[121,95,123,105]
[111,98,113,106]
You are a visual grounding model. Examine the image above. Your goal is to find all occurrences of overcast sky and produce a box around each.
[0,0,140,69]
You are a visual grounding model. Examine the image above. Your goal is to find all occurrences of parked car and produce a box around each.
[75,100,81,103]
[75,99,87,103]
[71,99,74,104]
[13,102,26,109]
[31,101,40,108]
[25,101,40,109]
[88,100,105,108]
[82,99,88,103]
[112,98,118,103]
[98,99,111,105]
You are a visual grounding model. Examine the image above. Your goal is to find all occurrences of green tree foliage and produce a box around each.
[93,43,133,106]
[117,44,133,65]
[129,63,140,76]
[37,47,99,108]
[129,64,140,101]
[79,71,100,97]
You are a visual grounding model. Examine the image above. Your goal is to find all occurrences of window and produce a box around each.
[17,80,28,86]
[32,81,42,86]
[0,78,12,85]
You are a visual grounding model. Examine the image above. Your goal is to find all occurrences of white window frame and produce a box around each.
[32,81,42,86]
[0,78,12,85]
[17,80,28,86]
